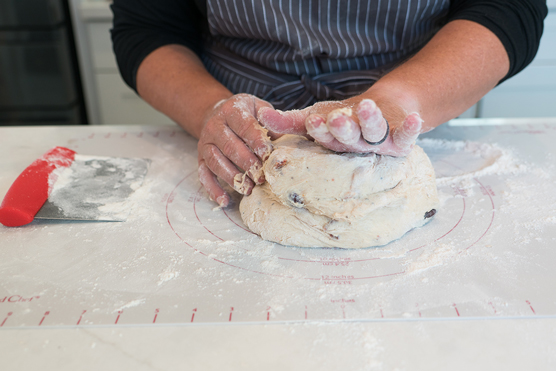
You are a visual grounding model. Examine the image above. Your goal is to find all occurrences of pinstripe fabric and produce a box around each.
[203,0,449,110]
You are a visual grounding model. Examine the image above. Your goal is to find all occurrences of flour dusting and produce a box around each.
[418,138,527,186]
[158,267,180,286]
[114,298,146,312]
[39,154,150,221]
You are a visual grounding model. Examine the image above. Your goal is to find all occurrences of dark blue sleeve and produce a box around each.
[447,0,548,82]
[111,0,205,91]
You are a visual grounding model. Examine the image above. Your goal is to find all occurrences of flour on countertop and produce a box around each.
[417,138,528,186]
[43,155,150,221]
[114,298,146,312]
[6,127,555,327]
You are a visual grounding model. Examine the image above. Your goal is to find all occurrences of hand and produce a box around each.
[197,94,275,208]
[258,97,422,157]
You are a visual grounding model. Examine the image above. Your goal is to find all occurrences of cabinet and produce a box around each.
[69,0,174,126]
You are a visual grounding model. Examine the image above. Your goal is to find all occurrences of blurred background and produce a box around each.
[1,0,555,127]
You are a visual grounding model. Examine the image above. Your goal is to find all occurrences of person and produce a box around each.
[111,0,547,207]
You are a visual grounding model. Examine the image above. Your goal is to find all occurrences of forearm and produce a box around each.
[136,44,233,138]
[364,19,510,132]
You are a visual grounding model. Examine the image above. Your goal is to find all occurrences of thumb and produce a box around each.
[258,107,310,135]
[391,112,422,155]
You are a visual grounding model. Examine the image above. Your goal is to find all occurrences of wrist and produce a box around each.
[190,91,234,139]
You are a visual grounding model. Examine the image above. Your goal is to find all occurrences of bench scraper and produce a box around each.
[0,147,150,227]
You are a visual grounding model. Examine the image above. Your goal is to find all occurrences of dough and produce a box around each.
[240,135,439,248]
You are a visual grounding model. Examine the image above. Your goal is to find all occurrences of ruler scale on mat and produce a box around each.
[1,123,556,328]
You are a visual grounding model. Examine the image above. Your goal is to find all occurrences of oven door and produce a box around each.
[0,0,64,27]
[0,0,86,125]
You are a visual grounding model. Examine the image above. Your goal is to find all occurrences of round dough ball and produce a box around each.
[240,135,439,248]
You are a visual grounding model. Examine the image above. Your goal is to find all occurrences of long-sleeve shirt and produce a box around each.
[111,0,547,107]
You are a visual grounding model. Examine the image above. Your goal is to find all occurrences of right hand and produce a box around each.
[197,94,275,208]
[258,97,422,157]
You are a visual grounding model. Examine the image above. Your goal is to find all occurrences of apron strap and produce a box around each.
[204,41,389,110]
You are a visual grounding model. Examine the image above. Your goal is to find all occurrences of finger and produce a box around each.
[326,108,361,146]
[307,113,374,152]
[392,112,422,153]
[306,114,335,144]
[198,161,230,208]
[228,108,273,163]
[357,99,388,143]
[313,137,373,153]
[207,122,265,185]
[258,106,310,135]
[305,126,370,153]
[201,143,255,195]
[233,172,256,196]
[253,100,282,141]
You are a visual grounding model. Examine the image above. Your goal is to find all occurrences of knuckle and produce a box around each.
[202,145,223,171]
[235,93,252,101]
[201,118,221,136]
[204,158,222,177]
[219,103,233,116]
[220,140,237,158]
[235,119,257,139]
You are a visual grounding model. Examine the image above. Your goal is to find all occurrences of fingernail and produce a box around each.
[329,107,353,119]
[216,195,228,208]
[247,163,265,185]
[306,115,323,128]
[233,173,254,195]
[255,143,273,161]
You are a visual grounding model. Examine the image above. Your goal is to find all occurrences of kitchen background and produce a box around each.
[1,0,556,126]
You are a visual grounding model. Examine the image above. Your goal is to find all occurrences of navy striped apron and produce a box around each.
[203,0,450,110]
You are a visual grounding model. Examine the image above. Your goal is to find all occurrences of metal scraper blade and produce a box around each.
[35,155,150,222]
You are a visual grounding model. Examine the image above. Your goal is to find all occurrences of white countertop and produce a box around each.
[1,120,556,370]
[2,319,555,371]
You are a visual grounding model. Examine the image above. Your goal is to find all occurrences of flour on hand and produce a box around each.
[240,135,439,248]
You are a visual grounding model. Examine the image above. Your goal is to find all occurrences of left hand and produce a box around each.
[258,97,422,157]
[197,94,275,207]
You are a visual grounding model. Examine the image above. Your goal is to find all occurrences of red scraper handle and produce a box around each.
[0,147,76,227]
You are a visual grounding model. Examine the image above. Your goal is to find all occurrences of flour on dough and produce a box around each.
[240,135,439,248]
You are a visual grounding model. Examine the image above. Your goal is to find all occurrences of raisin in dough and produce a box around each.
[240,135,439,248]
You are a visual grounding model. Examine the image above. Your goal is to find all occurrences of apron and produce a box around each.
[203,0,449,110]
